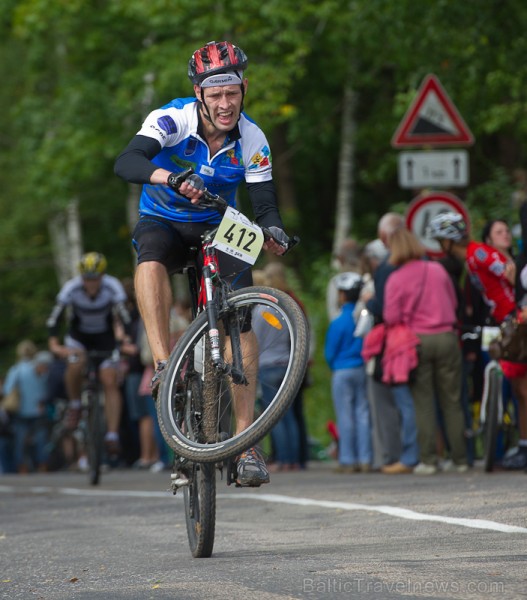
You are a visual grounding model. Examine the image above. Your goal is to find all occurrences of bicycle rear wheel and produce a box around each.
[157,285,309,463]
[482,364,501,473]
[85,389,104,485]
[184,462,216,558]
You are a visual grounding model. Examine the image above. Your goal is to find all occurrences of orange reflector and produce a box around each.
[262,311,282,329]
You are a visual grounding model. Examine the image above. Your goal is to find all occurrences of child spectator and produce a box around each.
[325,273,372,473]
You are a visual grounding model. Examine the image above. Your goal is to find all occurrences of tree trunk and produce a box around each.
[48,197,83,285]
[332,84,357,267]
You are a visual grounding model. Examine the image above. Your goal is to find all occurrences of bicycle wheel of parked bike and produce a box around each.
[482,364,501,473]
[85,389,104,485]
[184,462,216,558]
[157,286,309,463]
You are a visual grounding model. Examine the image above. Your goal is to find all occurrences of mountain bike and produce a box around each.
[462,326,517,472]
[156,168,310,557]
[77,349,119,485]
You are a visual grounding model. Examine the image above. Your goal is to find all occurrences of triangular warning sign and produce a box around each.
[391,74,474,148]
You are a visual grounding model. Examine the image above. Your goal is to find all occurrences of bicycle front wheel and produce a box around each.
[482,364,501,473]
[157,286,310,463]
[184,462,216,558]
[84,389,104,485]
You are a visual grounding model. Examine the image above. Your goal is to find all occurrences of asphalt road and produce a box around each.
[1,463,526,600]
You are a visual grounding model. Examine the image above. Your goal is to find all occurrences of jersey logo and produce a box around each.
[248,145,271,171]
[170,156,196,171]
[200,165,215,177]
[184,137,198,157]
[489,260,505,276]
[474,247,488,262]
[157,115,177,135]
[225,148,242,166]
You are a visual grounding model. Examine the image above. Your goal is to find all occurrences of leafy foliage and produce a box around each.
[2,0,527,440]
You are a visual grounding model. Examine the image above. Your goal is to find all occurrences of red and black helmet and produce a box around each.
[188,41,248,86]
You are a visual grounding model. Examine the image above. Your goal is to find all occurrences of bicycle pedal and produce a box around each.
[170,473,189,493]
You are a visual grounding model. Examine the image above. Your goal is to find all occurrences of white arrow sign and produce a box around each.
[398,150,469,189]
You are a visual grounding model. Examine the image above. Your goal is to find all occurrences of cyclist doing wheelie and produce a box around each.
[114,40,290,486]
[47,252,131,462]
[427,212,527,470]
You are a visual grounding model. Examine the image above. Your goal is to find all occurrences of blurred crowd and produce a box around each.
[325,207,527,476]
[2,207,526,479]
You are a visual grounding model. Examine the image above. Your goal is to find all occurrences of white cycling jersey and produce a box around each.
[47,274,127,337]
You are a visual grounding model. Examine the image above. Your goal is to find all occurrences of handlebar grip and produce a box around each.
[167,168,195,191]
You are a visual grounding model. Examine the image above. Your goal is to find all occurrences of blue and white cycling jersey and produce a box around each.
[137,98,273,224]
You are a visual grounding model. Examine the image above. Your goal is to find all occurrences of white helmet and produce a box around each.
[426,212,468,242]
[335,272,362,291]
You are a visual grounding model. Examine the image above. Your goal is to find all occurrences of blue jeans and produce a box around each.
[332,367,372,465]
[259,366,300,465]
[13,416,49,470]
[390,384,419,467]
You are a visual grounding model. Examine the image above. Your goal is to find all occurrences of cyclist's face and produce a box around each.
[197,83,246,131]
[82,276,102,297]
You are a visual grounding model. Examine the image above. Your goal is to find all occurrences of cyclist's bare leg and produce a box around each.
[64,358,84,402]
[225,330,258,435]
[135,261,172,365]
[64,358,85,430]
[99,366,122,435]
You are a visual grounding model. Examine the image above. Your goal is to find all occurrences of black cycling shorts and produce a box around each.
[132,216,253,290]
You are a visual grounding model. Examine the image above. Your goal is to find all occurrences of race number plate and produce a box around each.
[212,206,264,265]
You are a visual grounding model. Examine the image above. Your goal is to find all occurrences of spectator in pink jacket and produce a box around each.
[384,227,468,475]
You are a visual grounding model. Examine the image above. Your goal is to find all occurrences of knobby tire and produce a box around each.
[184,463,216,558]
[483,367,500,473]
[86,390,103,486]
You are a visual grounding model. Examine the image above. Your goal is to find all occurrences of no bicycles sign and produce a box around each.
[405,191,471,257]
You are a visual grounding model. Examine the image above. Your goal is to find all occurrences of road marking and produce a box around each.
[1,485,525,534]
[224,493,527,534]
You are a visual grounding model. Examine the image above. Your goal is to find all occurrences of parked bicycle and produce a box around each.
[156,168,310,558]
[462,326,517,472]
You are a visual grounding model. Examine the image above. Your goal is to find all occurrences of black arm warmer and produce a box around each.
[114,135,163,184]
[246,180,284,229]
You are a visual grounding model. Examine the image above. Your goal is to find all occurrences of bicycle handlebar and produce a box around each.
[167,168,300,254]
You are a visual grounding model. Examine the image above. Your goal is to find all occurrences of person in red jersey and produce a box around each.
[428,212,527,470]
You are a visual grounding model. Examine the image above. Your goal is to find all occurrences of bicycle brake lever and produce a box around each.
[262,228,300,255]
[167,167,195,191]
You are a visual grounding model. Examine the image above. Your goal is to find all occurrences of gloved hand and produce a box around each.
[266,226,289,248]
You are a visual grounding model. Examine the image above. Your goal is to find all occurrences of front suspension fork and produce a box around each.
[202,264,247,385]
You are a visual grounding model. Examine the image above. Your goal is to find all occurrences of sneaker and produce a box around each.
[235,447,270,487]
[132,459,154,470]
[413,462,438,475]
[381,461,413,474]
[151,360,168,401]
[149,460,166,473]
[441,460,469,473]
[77,455,89,473]
[332,464,359,474]
[501,448,527,470]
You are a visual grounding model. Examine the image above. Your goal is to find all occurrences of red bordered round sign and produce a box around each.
[405,191,470,258]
